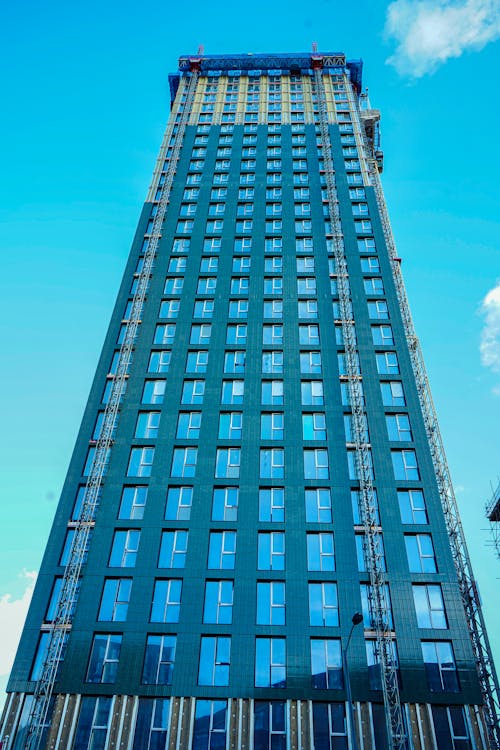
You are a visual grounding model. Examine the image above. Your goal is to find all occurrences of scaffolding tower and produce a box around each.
[486,481,500,562]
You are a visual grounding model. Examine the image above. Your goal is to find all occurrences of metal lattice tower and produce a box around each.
[312,60,408,750]
[22,66,200,750]
[486,482,500,563]
[351,87,500,750]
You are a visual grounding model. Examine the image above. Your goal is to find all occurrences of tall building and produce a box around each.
[1,50,499,750]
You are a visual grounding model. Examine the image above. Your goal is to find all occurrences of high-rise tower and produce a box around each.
[2,51,499,750]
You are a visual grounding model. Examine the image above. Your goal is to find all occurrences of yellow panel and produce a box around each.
[281,75,290,125]
[213,76,228,125]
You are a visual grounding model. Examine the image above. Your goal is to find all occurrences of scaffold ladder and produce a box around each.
[312,63,408,750]
[22,68,200,750]
[348,83,500,750]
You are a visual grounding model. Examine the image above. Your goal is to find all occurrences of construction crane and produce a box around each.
[312,58,408,750]
[22,64,201,750]
[351,86,500,749]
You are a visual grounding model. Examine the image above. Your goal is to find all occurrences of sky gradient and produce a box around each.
[0,0,499,710]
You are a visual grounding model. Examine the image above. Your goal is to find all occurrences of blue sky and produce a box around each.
[1,0,499,708]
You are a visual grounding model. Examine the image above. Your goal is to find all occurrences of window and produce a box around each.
[296,256,315,273]
[260,448,285,479]
[263,300,283,319]
[233,256,251,272]
[261,412,284,440]
[109,530,140,567]
[212,487,239,521]
[198,636,230,686]
[302,413,327,442]
[309,583,339,627]
[127,447,154,477]
[386,414,412,442]
[258,532,285,570]
[215,448,241,478]
[74,697,112,750]
[372,325,394,346]
[300,351,322,374]
[366,639,399,691]
[356,533,386,572]
[148,350,171,373]
[224,350,245,374]
[226,324,247,345]
[86,634,122,683]
[264,277,283,295]
[159,530,188,568]
[431,706,471,748]
[261,380,283,405]
[168,257,187,273]
[254,702,287,750]
[171,447,197,477]
[218,412,242,440]
[257,582,286,625]
[204,580,234,624]
[200,258,219,274]
[259,488,285,522]
[265,256,283,273]
[263,324,283,345]
[231,276,249,295]
[351,489,380,525]
[305,488,332,523]
[165,486,193,520]
[197,277,217,294]
[229,300,249,318]
[368,300,389,320]
[299,324,320,346]
[186,350,209,374]
[307,533,335,571]
[208,531,236,569]
[398,489,428,524]
[312,703,348,750]
[360,583,393,629]
[298,300,318,319]
[190,324,212,345]
[422,641,459,692]
[221,380,244,404]
[364,277,384,294]
[376,351,399,374]
[142,635,176,685]
[135,412,161,439]
[119,486,147,520]
[255,638,286,688]
[262,351,284,374]
[304,449,329,479]
[413,584,447,629]
[297,277,317,295]
[405,534,437,572]
[192,701,228,750]
[381,381,405,406]
[181,380,205,405]
[194,300,215,319]
[343,414,369,444]
[98,579,132,621]
[392,449,419,480]
[151,579,182,623]
[311,639,342,689]
[132,699,170,750]
[142,380,166,404]
[301,381,324,405]
[159,299,180,319]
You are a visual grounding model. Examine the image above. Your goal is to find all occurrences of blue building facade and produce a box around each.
[1,51,497,750]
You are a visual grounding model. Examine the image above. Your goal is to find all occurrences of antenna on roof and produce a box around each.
[312,41,318,53]
[197,44,204,55]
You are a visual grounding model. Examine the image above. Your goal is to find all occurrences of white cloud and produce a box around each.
[480,283,500,393]
[385,0,500,77]
[0,570,37,676]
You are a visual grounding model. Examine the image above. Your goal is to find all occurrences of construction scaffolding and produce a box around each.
[486,481,500,562]
[312,59,408,750]
[350,85,500,749]
[22,65,201,750]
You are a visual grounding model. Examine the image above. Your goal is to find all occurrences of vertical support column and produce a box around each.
[188,76,204,126]
[236,76,248,125]
[258,76,268,125]
[281,75,290,125]
[213,76,228,126]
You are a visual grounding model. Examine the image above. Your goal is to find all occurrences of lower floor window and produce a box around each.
[312,703,348,750]
[431,706,472,749]
[133,699,170,750]
[193,699,227,750]
[74,697,112,750]
[254,701,287,750]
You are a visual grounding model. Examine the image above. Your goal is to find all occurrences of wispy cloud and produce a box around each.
[0,570,37,677]
[480,282,500,394]
[385,0,500,77]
